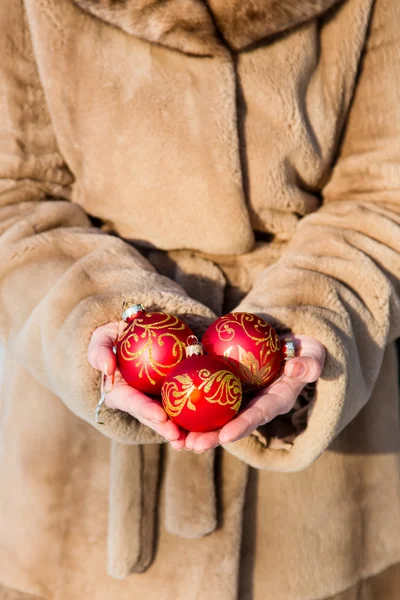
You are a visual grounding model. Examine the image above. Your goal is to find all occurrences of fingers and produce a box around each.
[218,379,298,445]
[185,430,220,452]
[170,431,187,451]
[105,381,168,424]
[138,416,183,442]
[218,336,326,445]
[218,394,269,444]
[88,321,120,374]
[218,373,315,445]
[283,334,326,378]
[103,379,184,442]
[92,330,326,450]
[282,334,325,386]
[284,355,322,382]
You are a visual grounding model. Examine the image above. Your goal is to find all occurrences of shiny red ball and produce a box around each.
[116,309,194,395]
[202,312,283,391]
[161,354,242,432]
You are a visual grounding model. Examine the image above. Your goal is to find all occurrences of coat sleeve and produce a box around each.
[229,0,400,471]
[0,1,215,445]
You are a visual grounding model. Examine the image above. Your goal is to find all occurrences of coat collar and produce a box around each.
[72,0,343,55]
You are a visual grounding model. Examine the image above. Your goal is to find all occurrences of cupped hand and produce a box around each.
[184,335,326,453]
[88,325,325,454]
[88,321,187,450]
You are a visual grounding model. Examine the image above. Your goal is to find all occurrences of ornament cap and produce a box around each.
[283,337,296,362]
[121,302,146,322]
[185,335,204,358]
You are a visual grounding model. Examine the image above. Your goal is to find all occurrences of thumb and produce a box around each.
[283,335,326,383]
[284,356,322,383]
[87,321,119,374]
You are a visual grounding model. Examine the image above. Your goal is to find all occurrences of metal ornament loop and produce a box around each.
[185,335,204,358]
[121,302,145,322]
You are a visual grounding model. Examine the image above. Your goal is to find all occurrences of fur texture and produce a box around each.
[164,447,217,538]
[1,0,400,599]
[208,0,343,49]
[107,443,161,577]
[71,0,343,53]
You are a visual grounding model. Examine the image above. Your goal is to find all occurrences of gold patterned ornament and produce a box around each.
[115,303,194,394]
[202,312,284,391]
[161,337,242,432]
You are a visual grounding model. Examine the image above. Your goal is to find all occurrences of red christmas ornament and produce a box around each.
[202,312,283,391]
[161,337,242,432]
[115,303,194,395]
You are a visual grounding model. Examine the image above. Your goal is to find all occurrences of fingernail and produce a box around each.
[103,362,109,376]
[150,417,167,424]
[286,362,306,379]
[193,449,204,454]
[219,437,231,445]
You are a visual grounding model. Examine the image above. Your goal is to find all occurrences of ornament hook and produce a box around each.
[95,364,115,425]
[185,335,204,358]
[95,391,107,426]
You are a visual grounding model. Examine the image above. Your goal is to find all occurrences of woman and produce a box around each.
[0,0,399,598]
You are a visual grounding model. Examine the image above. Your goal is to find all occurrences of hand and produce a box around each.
[88,321,187,448]
[184,335,326,453]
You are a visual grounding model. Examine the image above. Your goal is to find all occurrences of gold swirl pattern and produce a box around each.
[162,369,242,418]
[197,369,242,410]
[118,314,188,385]
[227,345,273,388]
[216,312,280,352]
[162,374,197,417]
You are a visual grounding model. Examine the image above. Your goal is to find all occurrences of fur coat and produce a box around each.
[0,0,400,598]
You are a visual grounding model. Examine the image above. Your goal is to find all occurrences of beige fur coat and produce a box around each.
[0,0,400,599]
